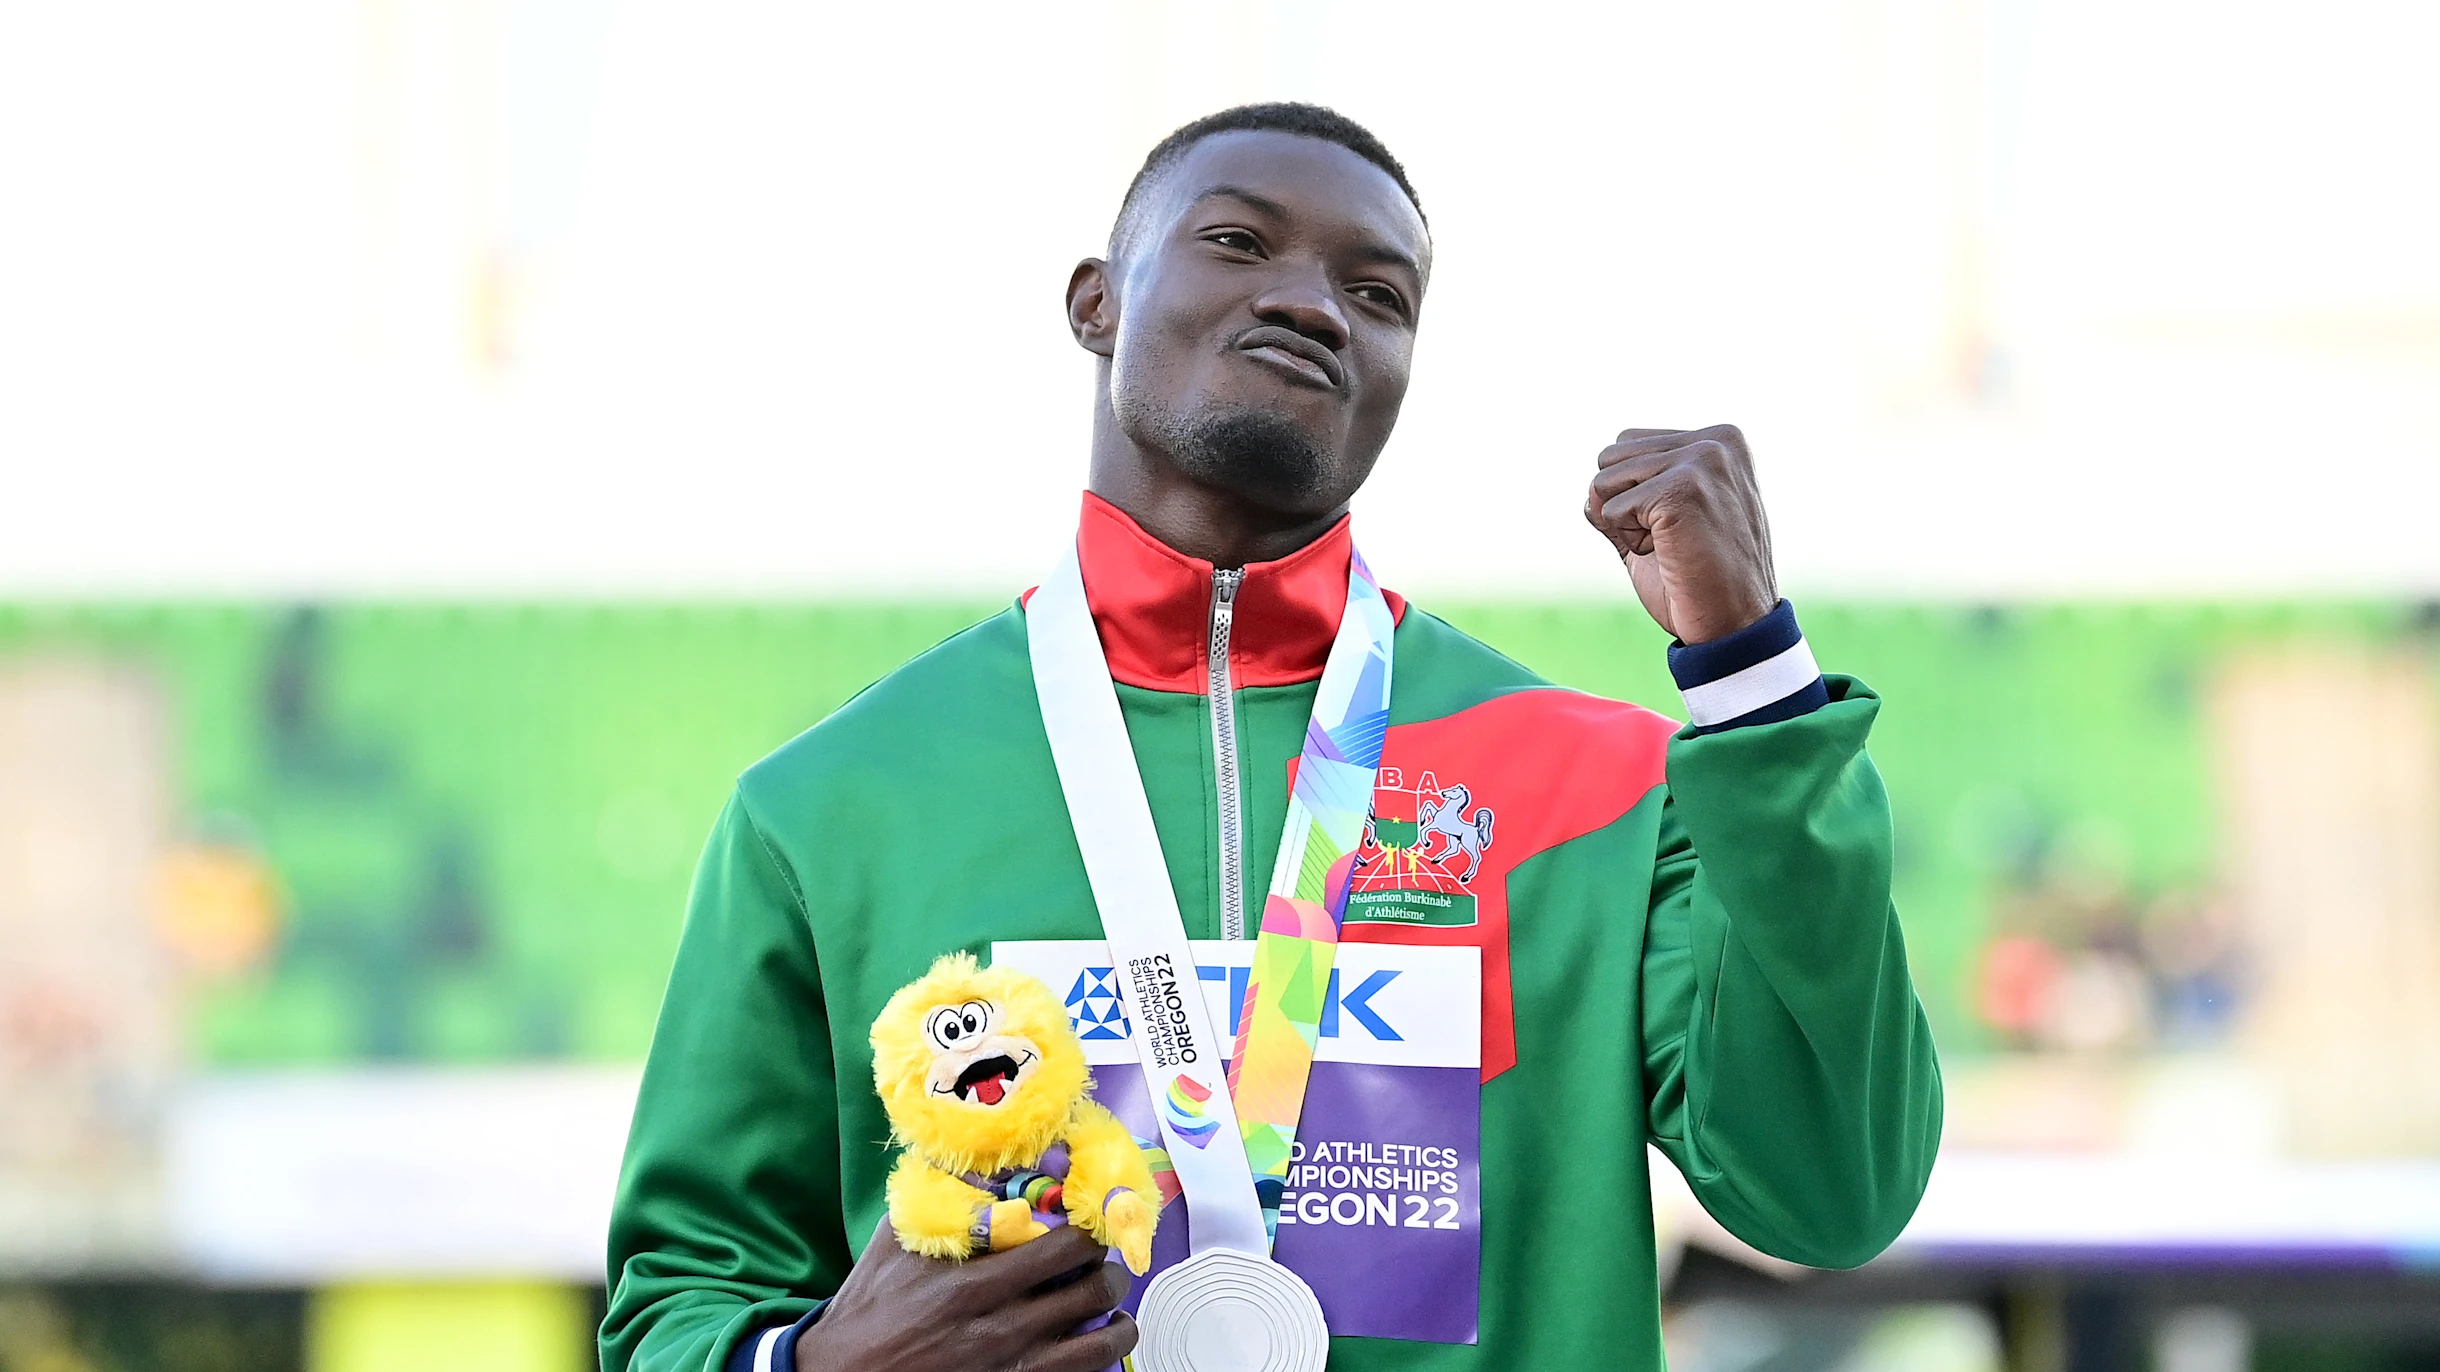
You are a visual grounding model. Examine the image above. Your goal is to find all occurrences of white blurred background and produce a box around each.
[4,0,2435,598]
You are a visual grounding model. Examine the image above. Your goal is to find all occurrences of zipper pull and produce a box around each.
[1210,568,1243,662]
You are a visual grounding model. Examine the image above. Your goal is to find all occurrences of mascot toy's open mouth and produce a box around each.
[949,1051,1034,1106]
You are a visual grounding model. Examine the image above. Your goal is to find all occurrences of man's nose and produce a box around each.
[1250,266,1351,353]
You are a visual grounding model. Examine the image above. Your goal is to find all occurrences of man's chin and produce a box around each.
[1170,408,1341,512]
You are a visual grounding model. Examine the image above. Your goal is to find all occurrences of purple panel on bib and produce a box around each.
[1087,1059,1480,1345]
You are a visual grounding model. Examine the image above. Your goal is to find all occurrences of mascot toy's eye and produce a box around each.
[926,1000,995,1051]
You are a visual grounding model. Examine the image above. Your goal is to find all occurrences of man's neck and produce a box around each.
[1087,415,1346,570]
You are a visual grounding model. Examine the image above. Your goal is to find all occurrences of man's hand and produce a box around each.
[796,1220,1137,1372]
[1583,424,1779,644]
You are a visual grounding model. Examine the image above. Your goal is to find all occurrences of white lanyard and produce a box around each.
[1026,546,1274,1259]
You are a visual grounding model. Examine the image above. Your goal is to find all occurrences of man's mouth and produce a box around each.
[1234,326,1344,389]
[952,1053,1028,1106]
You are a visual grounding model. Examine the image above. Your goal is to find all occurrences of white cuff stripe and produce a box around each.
[1678,637,1820,726]
[753,1327,785,1372]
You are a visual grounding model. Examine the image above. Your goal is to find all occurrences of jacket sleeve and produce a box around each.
[601,791,851,1372]
[1640,676,1943,1269]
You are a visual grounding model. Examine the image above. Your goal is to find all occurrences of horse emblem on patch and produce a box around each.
[1347,770,1494,928]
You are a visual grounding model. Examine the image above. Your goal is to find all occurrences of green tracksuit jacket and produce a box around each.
[602,495,1942,1371]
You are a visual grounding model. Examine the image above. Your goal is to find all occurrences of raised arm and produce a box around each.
[1585,424,1941,1267]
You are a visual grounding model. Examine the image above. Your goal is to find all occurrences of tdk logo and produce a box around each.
[1063,965,1403,1042]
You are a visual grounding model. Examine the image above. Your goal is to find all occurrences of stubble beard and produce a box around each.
[1144,404,1335,513]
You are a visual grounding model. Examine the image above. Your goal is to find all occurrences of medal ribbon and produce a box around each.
[1029,547,1271,1260]
[1229,551,1394,1241]
[1026,539,1394,1258]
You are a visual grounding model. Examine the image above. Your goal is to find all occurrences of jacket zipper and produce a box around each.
[1209,568,1247,940]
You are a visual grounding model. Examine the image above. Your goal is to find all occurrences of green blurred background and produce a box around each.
[15,597,2402,1067]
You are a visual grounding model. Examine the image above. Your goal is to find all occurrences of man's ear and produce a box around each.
[1066,258,1117,358]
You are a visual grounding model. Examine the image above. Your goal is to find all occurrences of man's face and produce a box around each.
[1091,130,1430,518]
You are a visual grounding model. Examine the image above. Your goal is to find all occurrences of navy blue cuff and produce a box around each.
[1666,599,1828,734]
[726,1303,825,1372]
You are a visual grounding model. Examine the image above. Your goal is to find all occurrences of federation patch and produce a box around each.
[1346,771,1492,928]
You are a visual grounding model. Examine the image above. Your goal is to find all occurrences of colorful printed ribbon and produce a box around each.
[1228,551,1396,1242]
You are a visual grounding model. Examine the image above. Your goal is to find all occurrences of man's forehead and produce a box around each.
[1143,130,1430,267]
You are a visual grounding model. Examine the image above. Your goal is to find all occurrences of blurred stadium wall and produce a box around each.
[2,0,2437,1368]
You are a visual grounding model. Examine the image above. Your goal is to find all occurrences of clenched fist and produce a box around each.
[1583,424,1779,645]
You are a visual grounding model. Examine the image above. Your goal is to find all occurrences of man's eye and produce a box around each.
[1353,284,1405,313]
[1206,230,1261,254]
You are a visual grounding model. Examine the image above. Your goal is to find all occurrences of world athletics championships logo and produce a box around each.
[1063,967,1130,1041]
[1162,1074,1221,1148]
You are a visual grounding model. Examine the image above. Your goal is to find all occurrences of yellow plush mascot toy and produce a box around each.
[871,953,1159,1275]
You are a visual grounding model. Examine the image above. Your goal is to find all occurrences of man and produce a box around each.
[602,103,1941,1372]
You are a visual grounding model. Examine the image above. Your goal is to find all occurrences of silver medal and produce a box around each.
[1134,1248,1330,1372]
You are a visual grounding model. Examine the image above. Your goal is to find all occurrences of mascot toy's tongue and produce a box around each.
[871,952,1160,1275]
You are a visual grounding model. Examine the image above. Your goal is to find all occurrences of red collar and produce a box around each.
[1027,492,1407,694]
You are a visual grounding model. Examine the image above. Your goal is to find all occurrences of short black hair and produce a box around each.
[1110,102,1424,254]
